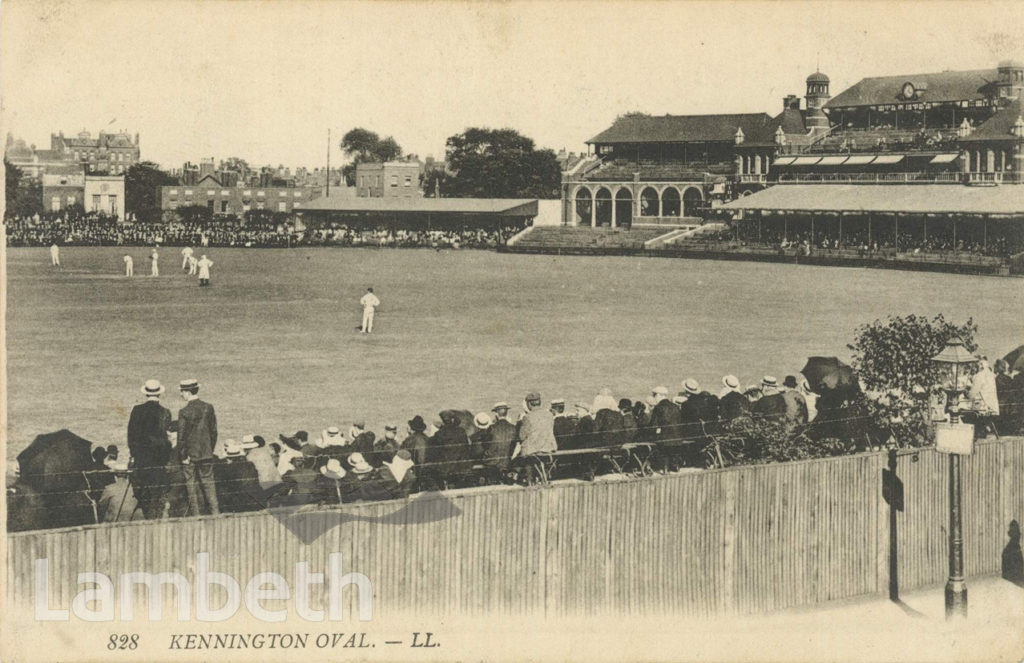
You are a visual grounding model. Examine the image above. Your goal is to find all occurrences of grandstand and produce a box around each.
[507,226,673,252]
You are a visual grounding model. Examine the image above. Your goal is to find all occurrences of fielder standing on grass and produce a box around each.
[49,241,60,268]
[360,287,380,333]
[181,245,194,271]
[150,247,160,277]
[123,254,133,277]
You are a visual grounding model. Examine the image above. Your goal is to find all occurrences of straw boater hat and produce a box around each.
[683,378,700,396]
[223,441,245,457]
[722,375,741,391]
[141,379,164,397]
[384,423,398,434]
[652,386,668,398]
[762,375,778,389]
[347,453,373,475]
[320,458,346,480]
[384,449,414,484]
[321,426,343,446]
[491,402,510,413]
[179,378,199,391]
[672,392,688,405]
[474,412,493,429]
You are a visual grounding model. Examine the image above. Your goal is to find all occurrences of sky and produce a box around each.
[2,0,1023,171]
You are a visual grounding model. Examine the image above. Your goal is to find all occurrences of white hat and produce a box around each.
[224,441,244,457]
[141,379,164,397]
[683,379,700,395]
[762,375,778,388]
[179,378,199,390]
[348,453,372,474]
[474,412,493,429]
[653,386,668,397]
[492,402,510,412]
[672,392,688,404]
[722,375,740,390]
[320,458,346,480]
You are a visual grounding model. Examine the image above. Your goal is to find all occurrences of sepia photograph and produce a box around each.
[2,1,1023,661]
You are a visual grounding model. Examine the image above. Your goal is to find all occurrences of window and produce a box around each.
[184,189,193,196]
[293,191,302,197]
[278,202,287,212]
[376,175,381,187]
[279,191,287,198]
[66,195,75,205]
[109,195,118,216]
[221,201,228,213]
[170,189,178,195]
[51,196,61,212]
[207,189,215,196]
[221,190,229,196]
[257,191,265,197]
[404,176,412,187]
[243,190,251,196]
[92,194,101,211]
[242,203,250,212]
[256,202,265,210]
[390,175,398,187]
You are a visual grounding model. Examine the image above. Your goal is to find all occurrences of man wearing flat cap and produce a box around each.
[517,391,557,456]
[127,379,173,519]
[175,378,220,516]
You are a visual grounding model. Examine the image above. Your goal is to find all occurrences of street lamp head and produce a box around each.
[930,336,978,420]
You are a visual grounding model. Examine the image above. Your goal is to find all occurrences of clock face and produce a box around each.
[902,82,915,99]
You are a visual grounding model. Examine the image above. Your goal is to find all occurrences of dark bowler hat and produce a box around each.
[408,415,427,432]
[783,375,799,389]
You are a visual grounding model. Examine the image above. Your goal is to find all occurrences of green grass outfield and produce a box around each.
[5,246,1022,460]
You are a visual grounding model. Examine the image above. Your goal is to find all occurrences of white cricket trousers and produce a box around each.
[362,309,375,333]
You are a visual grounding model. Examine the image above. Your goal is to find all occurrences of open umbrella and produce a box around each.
[1003,345,1024,373]
[801,357,858,393]
[16,429,95,495]
[15,429,97,529]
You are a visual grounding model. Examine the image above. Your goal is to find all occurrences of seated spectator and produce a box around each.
[243,434,282,491]
[718,375,750,422]
[753,376,786,420]
[781,375,809,429]
[516,391,557,456]
[431,410,473,464]
[618,399,638,444]
[400,415,431,467]
[98,461,142,523]
[213,441,263,513]
[551,399,577,448]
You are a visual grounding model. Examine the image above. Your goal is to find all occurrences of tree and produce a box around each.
[421,168,448,198]
[338,128,405,186]
[125,162,177,222]
[848,314,979,446]
[442,127,561,199]
[4,159,42,218]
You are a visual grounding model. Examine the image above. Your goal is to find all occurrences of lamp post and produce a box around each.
[930,337,977,620]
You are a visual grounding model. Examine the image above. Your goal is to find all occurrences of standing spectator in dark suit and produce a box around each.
[594,403,626,448]
[127,379,174,519]
[678,379,718,466]
[781,375,809,430]
[718,375,750,422]
[175,378,220,516]
[485,407,518,469]
[213,442,263,513]
[618,399,638,444]
[551,399,577,448]
[431,410,473,464]
[647,386,682,443]
[994,359,1018,435]
[566,404,597,450]
[752,376,787,421]
[401,416,431,466]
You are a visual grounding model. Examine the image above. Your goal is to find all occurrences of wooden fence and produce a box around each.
[7,437,1023,618]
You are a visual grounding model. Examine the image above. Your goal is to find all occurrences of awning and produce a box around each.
[930,154,959,164]
[791,156,822,166]
[843,155,877,166]
[871,155,905,164]
[817,156,849,166]
[721,184,1024,215]
[772,156,797,167]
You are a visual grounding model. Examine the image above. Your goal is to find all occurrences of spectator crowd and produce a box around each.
[9,360,1023,530]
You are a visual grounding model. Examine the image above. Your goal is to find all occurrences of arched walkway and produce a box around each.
[575,188,593,226]
[615,189,633,229]
[662,188,681,216]
[640,187,659,217]
[594,188,612,227]
[683,187,703,217]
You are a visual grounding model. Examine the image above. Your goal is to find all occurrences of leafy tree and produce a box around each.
[4,159,42,217]
[443,127,560,199]
[848,314,979,446]
[338,128,404,185]
[421,168,448,198]
[125,162,177,221]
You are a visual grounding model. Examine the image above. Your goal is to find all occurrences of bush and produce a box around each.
[848,314,978,447]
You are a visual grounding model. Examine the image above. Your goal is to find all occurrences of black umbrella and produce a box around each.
[801,357,858,393]
[1003,345,1024,373]
[16,429,95,496]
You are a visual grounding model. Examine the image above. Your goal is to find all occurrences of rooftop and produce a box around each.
[721,183,1024,214]
[588,113,777,145]
[827,68,998,108]
[297,196,540,217]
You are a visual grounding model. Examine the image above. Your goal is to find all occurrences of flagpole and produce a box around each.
[326,128,331,197]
